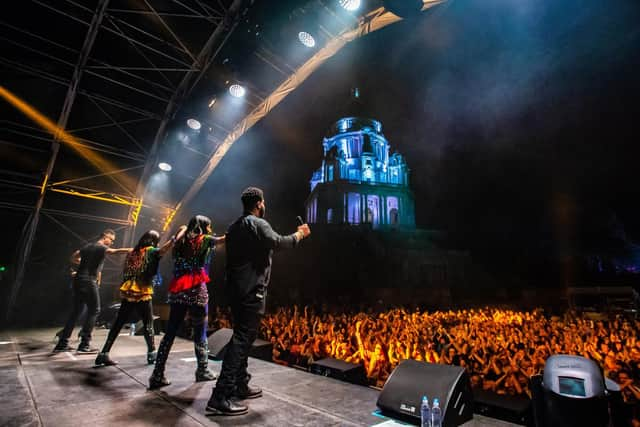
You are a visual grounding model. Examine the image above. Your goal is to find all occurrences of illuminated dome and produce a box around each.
[305,93,415,229]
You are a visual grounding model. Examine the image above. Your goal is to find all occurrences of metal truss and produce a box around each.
[165,0,447,223]
[1,0,250,320]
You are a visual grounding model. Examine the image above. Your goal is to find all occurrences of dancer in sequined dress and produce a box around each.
[149,215,224,389]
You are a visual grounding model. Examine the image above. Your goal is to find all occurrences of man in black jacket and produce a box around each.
[206,187,311,416]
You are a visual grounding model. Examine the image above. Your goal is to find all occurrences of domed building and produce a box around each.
[274,90,470,310]
[305,94,415,229]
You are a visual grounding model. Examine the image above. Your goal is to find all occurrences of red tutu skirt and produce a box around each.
[169,270,210,293]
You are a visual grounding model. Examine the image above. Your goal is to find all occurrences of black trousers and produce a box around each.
[213,289,265,398]
[101,299,155,353]
[60,279,100,344]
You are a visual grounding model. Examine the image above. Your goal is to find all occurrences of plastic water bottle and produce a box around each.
[420,395,431,427]
[129,322,136,336]
[431,398,442,427]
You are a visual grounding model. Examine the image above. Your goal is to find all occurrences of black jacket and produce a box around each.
[225,214,298,300]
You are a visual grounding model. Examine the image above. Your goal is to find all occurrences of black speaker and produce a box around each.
[208,328,233,359]
[309,358,367,385]
[207,328,273,362]
[133,316,161,335]
[376,359,474,426]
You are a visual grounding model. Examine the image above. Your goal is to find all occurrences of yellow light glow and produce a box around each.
[0,85,136,191]
[130,199,143,225]
[49,188,141,206]
[162,208,177,232]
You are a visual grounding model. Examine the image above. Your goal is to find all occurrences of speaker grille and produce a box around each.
[376,359,474,426]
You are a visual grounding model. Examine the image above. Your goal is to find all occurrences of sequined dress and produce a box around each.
[119,246,161,302]
[167,234,215,306]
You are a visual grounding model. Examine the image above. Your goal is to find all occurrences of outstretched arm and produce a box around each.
[214,234,226,246]
[106,247,132,255]
[256,219,310,250]
[158,225,187,256]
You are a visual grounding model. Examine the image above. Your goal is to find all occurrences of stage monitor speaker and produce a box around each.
[376,359,474,426]
[309,357,367,385]
[207,328,273,362]
[133,316,161,336]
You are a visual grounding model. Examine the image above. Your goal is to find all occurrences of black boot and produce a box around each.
[234,384,262,400]
[145,331,156,365]
[95,352,118,366]
[149,375,171,389]
[149,335,173,389]
[53,339,73,352]
[99,330,118,355]
[77,341,99,354]
[195,341,216,382]
[206,391,248,416]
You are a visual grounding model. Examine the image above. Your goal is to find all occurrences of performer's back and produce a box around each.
[225,214,272,300]
[76,242,108,282]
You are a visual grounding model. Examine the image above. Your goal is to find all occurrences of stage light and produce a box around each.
[229,84,246,98]
[208,97,217,108]
[158,162,172,172]
[339,0,361,11]
[187,118,201,130]
[298,31,316,48]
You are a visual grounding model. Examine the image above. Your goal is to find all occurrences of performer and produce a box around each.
[206,187,310,416]
[149,215,224,389]
[95,227,186,367]
[54,257,82,343]
[53,229,131,353]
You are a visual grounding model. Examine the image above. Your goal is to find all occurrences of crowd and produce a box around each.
[213,306,640,406]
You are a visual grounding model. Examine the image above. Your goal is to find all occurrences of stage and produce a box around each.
[0,328,520,427]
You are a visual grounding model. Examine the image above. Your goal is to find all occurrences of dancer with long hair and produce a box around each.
[94,227,186,367]
[149,215,224,389]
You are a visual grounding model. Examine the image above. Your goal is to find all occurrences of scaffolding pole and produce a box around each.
[5,0,111,323]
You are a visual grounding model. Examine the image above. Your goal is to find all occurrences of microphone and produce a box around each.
[296,215,304,226]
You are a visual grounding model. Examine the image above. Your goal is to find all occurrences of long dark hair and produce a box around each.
[135,230,160,250]
[185,215,211,239]
[173,215,212,260]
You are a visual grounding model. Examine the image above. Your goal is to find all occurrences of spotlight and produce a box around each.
[158,162,172,172]
[187,118,201,130]
[229,84,246,98]
[208,97,217,108]
[298,31,316,48]
[339,0,361,11]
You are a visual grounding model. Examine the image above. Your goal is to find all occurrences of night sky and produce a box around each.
[3,0,639,322]
[181,0,640,281]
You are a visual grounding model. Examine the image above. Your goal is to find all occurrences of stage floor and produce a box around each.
[0,328,520,427]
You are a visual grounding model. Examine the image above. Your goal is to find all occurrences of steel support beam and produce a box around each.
[6,0,110,322]
[168,1,446,220]
[0,56,162,119]
[3,125,147,161]
[0,201,132,225]
[124,0,251,246]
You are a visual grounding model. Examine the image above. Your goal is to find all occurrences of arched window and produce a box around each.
[389,208,398,225]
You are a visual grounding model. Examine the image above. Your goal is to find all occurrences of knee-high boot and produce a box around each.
[149,335,174,389]
[95,331,119,366]
[143,325,156,364]
[195,341,216,382]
